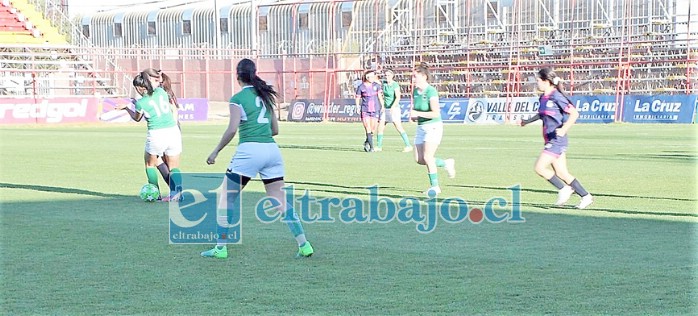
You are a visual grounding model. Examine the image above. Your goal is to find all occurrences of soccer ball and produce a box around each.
[139,184,160,202]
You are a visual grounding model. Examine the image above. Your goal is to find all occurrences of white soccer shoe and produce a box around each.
[444,158,456,178]
[576,194,594,209]
[555,186,574,206]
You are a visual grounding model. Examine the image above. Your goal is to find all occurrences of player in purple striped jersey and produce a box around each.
[355,70,384,152]
[521,68,593,209]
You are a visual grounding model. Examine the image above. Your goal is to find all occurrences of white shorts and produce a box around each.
[414,122,443,145]
[228,142,285,180]
[145,126,182,156]
[380,107,401,123]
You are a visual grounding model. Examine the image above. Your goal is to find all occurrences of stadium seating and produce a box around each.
[0,0,67,44]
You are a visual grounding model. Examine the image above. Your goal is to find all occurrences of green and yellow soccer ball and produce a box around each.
[139,184,160,202]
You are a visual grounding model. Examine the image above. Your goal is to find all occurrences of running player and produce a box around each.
[376,69,412,152]
[409,64,455,195]
[116,72,182,201]
[202,58,314,259]
[520,68,593,209]
[355,70,384,152]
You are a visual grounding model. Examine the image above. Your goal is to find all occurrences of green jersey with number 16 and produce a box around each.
[230,86,275,144]
[135,87,177,130]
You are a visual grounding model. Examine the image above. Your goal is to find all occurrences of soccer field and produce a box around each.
[1,122,696,315]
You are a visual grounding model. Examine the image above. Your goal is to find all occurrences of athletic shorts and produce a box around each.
[380,107,401,123]
[145,126,182,156]
[361,110,380,119]
[228,142,285,180]
[414,121,443,145]
[542,136,569,157]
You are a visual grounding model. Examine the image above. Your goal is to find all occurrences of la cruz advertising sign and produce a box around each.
[0,98,99,124]
[621,95,696,123]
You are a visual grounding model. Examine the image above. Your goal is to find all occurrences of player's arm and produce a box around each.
[521,114,540,126]
[117,101,143,122]
[207,103,241,165]
[270,105,279,136]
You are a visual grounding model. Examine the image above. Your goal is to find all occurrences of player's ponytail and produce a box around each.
[160,72,179,109]
[133,71,155,96]
[237,58,277,111]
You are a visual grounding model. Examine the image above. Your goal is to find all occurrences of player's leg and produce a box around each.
[414,125,426,165]
[143,132,165,194]
[260,143,313,257]
[421,140,441,195]
[161,127,183,201]
[361,113,373,152]
[552,153,593,208]
[534,149,573,206]
[391,107,412,152]
[375,110,386,151]
[156,156,170,184]
[201,143,259,258]
[425,123,455,178]
[200,171,250,259]
[144,152,161,192]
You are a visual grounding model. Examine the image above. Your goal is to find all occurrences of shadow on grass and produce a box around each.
[278,144,361,152]
[0,182,128,199]
[449,184,697,203]
[575,150,697,163]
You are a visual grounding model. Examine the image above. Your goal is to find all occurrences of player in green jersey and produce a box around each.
[117,72,183,201]
[409,64,455,196]
[202,58,314,259]
[376,69,411,152]
[142,68,180,187]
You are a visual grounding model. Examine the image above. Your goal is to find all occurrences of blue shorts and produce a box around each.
[542,136,568,157]
[361,110,381,119]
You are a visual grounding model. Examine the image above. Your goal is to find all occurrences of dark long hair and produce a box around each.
[133,71,155,96]
[538,67,571,103]
[143,68,179,108]
[237,58,276,110]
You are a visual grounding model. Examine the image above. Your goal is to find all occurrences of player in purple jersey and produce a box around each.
[355,70,384,152]
[521,68,593,209]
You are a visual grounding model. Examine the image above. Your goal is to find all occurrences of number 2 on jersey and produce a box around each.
[255,97,270,124]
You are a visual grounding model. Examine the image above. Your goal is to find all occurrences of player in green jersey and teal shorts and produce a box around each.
[117,72,183,201]
[409,64,455,196]
[202,58,314,259]
[375,69,412,152]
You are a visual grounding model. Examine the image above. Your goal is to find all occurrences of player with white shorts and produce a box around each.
[117,71,183,201]
[376,69,412,152]
[409,64,455,196]
[203,58,314,260]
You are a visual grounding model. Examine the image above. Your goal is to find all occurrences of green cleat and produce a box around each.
[296,242,314,258]
[201,245,228,259]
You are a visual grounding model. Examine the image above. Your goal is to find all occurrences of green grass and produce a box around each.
[1,122,696,315]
